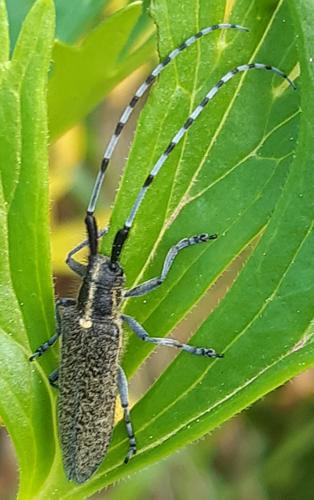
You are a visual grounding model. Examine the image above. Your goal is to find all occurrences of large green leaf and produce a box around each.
[48,2,156,140]
[104,0,301,377]
[0,1,57,498]
[73,0,309,494]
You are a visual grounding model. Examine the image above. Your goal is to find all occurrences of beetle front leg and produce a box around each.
[124,233,217,298]
[66,227,108,276]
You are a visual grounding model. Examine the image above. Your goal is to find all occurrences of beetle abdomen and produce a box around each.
[59,308,121,483]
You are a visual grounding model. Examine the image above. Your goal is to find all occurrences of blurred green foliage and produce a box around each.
[6,0,116,47]
[48,2,156,140]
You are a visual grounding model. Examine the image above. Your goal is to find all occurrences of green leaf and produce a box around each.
[118,0,153,61]
[48,2,156,140]
[8,0,56,357]
[5,0,34,52]
[83,0,310,493]
[0,0,9,63]
[6,0,109,48]
[0,1,57,498]
[104,0,301,377]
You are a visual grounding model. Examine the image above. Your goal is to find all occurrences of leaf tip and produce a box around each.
[0,0,9,61]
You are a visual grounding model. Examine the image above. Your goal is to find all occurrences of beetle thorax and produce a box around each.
[77,254,125,326]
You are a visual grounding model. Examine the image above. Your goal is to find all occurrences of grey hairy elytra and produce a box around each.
[30,22,295,483]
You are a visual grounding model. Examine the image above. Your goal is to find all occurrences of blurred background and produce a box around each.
[1,1,314,499]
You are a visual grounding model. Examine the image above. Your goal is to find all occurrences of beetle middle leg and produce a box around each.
[29,298,75,361]
[117,366,137,463]
[124,233,217,298]
[48,368,59,388]
[122,315,223,358]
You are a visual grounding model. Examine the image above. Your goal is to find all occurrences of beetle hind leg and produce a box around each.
[117,366,137,463]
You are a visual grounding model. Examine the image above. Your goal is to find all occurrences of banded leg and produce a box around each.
[122,315,223,358]
[29,298,76,361]
[117,366,137,463]
[125,233,217,298]
[48,368,59,388]
[66,227,108,276]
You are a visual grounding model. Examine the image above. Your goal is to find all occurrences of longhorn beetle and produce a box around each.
[30,22,295,483]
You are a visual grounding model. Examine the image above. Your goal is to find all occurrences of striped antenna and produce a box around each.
[110,62,296,263]
[86,23,248,216]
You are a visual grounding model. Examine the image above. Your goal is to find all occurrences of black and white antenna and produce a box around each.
[109,62,295,263]
[86,23,248,216]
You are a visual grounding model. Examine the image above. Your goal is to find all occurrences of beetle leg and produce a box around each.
[122,314,223,359]
[117,366,136,463]
[48,368,59,388]
[29,298,75,361]
[124,233,216,298]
